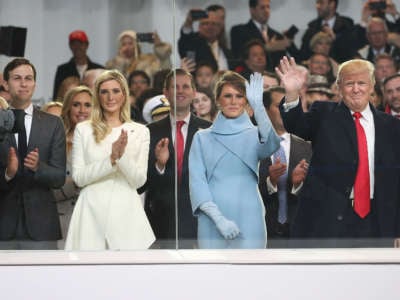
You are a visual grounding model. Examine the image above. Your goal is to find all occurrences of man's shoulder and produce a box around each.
[335,14,354,26]
[56,59,75,70]
[231,20,253,32]
[190,115,212,129]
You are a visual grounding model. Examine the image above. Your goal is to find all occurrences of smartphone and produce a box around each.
[190,9,208,20]
[369,1,387,10]
[284,25,299,39]
[136,32,154,43]
[186,51,196,61]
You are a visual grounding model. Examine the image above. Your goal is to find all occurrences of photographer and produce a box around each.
[345,0,400,55]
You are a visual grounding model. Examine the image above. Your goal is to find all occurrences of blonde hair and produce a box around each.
[61,85,94,153]
[0,96,9,109]
[336,59,375,86]
[56,76,81,102]
[41,101,63,113]
[92,69,131,143]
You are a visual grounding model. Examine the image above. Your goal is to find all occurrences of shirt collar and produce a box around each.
[170,113,191,126]
[351,104,373,122]
[252,19,267,32]
[10,102,33,116]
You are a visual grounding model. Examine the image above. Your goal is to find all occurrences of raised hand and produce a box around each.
[24,147,39,172]
[155,137,170,170]
[275,56,308,101]
[245,72,263,111]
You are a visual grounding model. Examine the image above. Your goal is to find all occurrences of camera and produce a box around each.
[284,25,299,39]
[369,1,387,11]
[136,32,154,43]
[190,10,208,20]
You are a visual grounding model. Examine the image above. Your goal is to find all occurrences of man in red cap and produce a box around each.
[52,30,103,99]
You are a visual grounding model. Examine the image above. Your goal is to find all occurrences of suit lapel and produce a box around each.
[372,106,386,165]
[28,108,41,152]
[334,102,358,153]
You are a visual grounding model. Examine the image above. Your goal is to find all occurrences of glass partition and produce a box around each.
[0,0,399,252]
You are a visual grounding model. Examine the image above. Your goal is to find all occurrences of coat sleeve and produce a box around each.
[71,124,116,187]
[117,125,150,189]
[189,133,215,215]
[33,116,66,189]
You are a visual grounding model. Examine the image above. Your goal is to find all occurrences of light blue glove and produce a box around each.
[199,201,240,240]
[245,72,279,145]
[245,72,264,111]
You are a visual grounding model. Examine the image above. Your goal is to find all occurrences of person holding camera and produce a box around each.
[106,30,172,80]
[344,0,400,57]
[299,0,355,63]
[230,0,299,72]
[178,7,235,72]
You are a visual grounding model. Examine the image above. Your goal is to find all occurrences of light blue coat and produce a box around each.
[189,111,280,248]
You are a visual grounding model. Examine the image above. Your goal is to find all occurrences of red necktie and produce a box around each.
[353,112,370,218]
[176,120,185,182]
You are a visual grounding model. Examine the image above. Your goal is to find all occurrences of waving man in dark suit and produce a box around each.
[277,56,400,247]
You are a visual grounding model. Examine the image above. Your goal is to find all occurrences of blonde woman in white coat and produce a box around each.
[65,70,155,250]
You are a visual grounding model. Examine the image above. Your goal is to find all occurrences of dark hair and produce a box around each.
[153,69,171,94]
[262,86,285,109]
[249,0,258,8]
[164,68,195,90]
[383,73,400,88]
[135,87,160,113]
[206,4,225,12]
[214,71,246,101]
[128,70,151,87]
[196,61,218,74]
[3,58,37,81]
[242,39,266,61]
[193,86,218,120]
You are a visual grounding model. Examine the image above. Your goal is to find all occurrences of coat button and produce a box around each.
[337,215,343,221]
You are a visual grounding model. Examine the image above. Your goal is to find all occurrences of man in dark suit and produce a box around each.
[0,58,66,249]
[299,0,354,62]
[230,0,299,71]
[258,86,312,248]
[143,69,211,249]
[53,30,103,99]
[178,8,235,71]
[277,56,400,248]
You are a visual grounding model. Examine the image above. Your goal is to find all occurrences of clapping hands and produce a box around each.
[111,129,128,165]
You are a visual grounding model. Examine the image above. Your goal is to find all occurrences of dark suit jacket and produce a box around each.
[143,114,211,248]
[299,13,354,62]
[0,108,66,241]
[53,57,104,99]
[259,134,312,238]
[178,30,236,71]
[230,20,299,71]
[279,100,400,243]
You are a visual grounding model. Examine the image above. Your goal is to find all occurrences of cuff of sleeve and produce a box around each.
[283,98,300,112]
[4,169,13,182]
[155,163,165,175]
[291,182,304,195]
[181,26,193,35]
[266,176,278,194]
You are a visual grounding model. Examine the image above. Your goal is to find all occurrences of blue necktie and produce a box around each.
[273,137,288,224]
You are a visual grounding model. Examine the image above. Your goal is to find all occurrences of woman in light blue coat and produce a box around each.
[189,71,280,249]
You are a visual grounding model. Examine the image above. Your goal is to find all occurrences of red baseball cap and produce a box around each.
[69,30,89,43]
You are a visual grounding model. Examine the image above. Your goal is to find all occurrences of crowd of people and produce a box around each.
[0,0,400,250]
